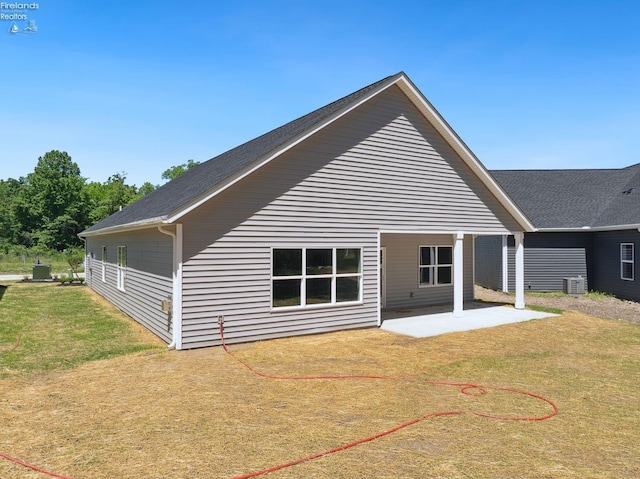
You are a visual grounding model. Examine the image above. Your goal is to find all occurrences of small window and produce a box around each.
[117,245,127,291]
[419,246,453,287]
[271,247,362,309]
[101,245,107,283]
[621,243,634,281]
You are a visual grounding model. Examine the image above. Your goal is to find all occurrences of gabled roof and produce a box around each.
[81,72,534,236]
[491,163,640,230]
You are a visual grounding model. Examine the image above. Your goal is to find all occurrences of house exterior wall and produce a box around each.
[179,85,521,348]
[510,232,592,292]
[85,229,174,343]
[474,235,503,291]
[382,233,474,310]
[591,230,640,301]
[475,232,592,293]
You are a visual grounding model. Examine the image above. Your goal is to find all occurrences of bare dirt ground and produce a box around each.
[475,285,640,324]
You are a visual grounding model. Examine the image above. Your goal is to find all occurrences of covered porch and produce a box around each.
[378,231,526,324]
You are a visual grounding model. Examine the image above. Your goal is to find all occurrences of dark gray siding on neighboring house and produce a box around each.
[86,229,174,343]
[474,235,503,291]
[591,230,640,301]
[475,232,592,293]
[179,85,519,348]
[508,233,592,292]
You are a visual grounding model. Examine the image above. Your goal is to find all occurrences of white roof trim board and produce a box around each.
[80,217,165,237]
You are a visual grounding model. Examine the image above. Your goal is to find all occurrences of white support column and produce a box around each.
[173,223,183,350]
[453,232,464,317]
[158,224,184,350]
[502,234,509,293]
[514,232,525,310]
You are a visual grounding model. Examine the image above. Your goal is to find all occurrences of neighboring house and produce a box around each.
[476,164,640,301]
[80,72,533,349]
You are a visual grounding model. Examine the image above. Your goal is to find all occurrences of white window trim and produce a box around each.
[101,245,107,283]
[271,247,363,311]
[418,245,453,288]
[116,245,126,292]
[621,243,634,281]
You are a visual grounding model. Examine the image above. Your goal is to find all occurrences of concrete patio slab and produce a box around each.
[380,305,558,338]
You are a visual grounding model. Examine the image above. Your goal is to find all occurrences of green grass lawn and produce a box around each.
[0,282,162,377]
[0,252,85,275]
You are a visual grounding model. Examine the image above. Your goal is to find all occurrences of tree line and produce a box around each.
[0,150,199,253]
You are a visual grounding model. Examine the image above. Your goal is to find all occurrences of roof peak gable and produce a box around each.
[82,72,533,236]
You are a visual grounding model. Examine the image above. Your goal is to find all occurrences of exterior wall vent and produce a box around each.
[563,276,585,295]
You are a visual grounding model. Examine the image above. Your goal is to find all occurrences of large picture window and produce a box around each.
[621,243,634,281]
[419,246,453,286]
[117,245,127,291]
[272,248,362,308]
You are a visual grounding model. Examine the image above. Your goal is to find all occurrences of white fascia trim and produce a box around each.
[379,229,526,236]
[165,74,405,224]
[538,224,640,233]
[79,217,166,237]
[394,76,536,233]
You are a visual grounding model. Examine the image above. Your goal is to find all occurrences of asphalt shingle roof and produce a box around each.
[490,164,640,229]
[82,73,400,234]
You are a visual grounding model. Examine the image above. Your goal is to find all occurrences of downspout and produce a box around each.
[452,232,464,317]
[79,236,88,287]
[158,225,183,350]
[376,231,382,326]
[514,232,525,309]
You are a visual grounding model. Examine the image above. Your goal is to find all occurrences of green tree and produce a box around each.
[85,173,143,225]
[161,159,200,182]
[137,181,157,197]
[0,178,24,247]
[15,150,88,250]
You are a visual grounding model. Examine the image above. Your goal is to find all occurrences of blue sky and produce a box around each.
[2,0,639,187]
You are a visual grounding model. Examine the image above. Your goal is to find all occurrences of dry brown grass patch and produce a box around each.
[1,311,639,478]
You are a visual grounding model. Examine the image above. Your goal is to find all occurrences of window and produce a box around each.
[621,243,634,281]
[101,246,107,283]
[117,246,126,291]
[272,248,362,308]
[419,246,453,286]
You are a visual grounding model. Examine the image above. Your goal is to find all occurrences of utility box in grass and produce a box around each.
[32,263,51,281]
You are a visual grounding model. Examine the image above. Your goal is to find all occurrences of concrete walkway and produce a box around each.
[381,304,558,338]
[0,275,27,281]
[0,273,86,281]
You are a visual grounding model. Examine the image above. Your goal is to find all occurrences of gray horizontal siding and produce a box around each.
[382,233,473,310]
[507,232,592,292]
[181,236,378,348]
[85,229,173,343]
[475,233,592,293]
[509,248,588,292]
[179,85,513,348]
[474,235,503,291]
[592,230,640,301]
